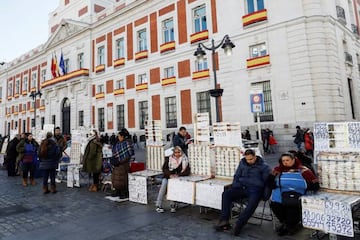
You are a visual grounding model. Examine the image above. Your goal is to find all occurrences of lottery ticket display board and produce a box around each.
[213,122,242,147]
[302,192,360,237]
[145,120,163,146]
[314,122,360,152]
[314,122,360,192]
[194,113,210,143]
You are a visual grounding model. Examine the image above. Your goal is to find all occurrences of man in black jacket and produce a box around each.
[5,135,20,176]
[172,126,190,156]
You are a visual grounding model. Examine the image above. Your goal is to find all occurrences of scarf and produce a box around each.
[168,154,188,172]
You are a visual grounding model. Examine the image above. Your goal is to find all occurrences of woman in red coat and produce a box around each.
[303,129,314,157]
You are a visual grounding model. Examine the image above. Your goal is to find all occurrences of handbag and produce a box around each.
[281,191,301,207]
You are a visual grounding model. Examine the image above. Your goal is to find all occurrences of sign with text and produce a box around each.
[250,92,264,113]
[302,195,356,237]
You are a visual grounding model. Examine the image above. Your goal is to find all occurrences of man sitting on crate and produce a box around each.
[214,149,271,236]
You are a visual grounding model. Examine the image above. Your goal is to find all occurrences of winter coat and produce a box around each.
[162,155,190,179]
[112,163,129,191]
[173,133,188,156]
[304,133,314,151]
[293,129,304,144]
[5,137,20,163]
[232,156,271,190]
[39,139,61,170]
[16,139,39,164]
[83,137,103,173]
[55,135,67,152]
[111,139,134,191]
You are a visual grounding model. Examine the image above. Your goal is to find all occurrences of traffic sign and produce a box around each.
[250,92,265,113]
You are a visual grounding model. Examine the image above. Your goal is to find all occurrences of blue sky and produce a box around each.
[0,0,58,62]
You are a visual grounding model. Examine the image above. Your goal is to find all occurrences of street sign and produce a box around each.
[250,92,265,113]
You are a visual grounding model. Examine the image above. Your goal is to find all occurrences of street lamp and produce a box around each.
[29,89,42,130]
[194,35,235,123]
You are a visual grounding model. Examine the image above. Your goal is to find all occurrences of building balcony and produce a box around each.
[13,111,18,116]
[30,87,36,92]
[14,94,20,98]
[161,77,176,86]
[0,98,2,103]
[242,9,268,27]
[7,96,12,101]
[135,83,148,91]
[135,50,148,61]
[247,55,270,69]
[95,64,105,73]
[29,108,35,112]
[113,88,125,95]
[6,114,10,118]
[113,57,125,67]
[41,69,89,88]
[190,30,209,44]
[21,110,26,114]
[95,92,105,99]
[22,91,27,96]
[160,41,176,54]
[39,105,45,111]
[192,69,210,80]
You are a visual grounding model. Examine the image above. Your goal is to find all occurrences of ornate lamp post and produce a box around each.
[29,89,42,129]
[194,35,235,123]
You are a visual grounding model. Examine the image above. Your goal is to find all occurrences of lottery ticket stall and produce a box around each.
[57,128,87,188]
[301,122,360,239]
[195,122,242,211]
[166,113,213,206]
[128,120,163,204]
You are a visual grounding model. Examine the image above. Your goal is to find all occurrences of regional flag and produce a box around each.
[59,52,66,75]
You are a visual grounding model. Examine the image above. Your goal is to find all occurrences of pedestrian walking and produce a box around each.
[268,133,277,154]
[293,126,304,151]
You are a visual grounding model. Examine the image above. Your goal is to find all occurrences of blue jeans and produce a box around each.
[221,186,263,227]
[42,169,56,187]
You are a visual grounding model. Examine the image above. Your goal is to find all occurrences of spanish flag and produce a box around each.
[51,53,56,78]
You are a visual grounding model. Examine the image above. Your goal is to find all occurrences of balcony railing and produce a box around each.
[336,6,346,25]
[351,24,359,35]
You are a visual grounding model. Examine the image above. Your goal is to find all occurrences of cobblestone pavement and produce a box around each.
[0,149,318,240]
